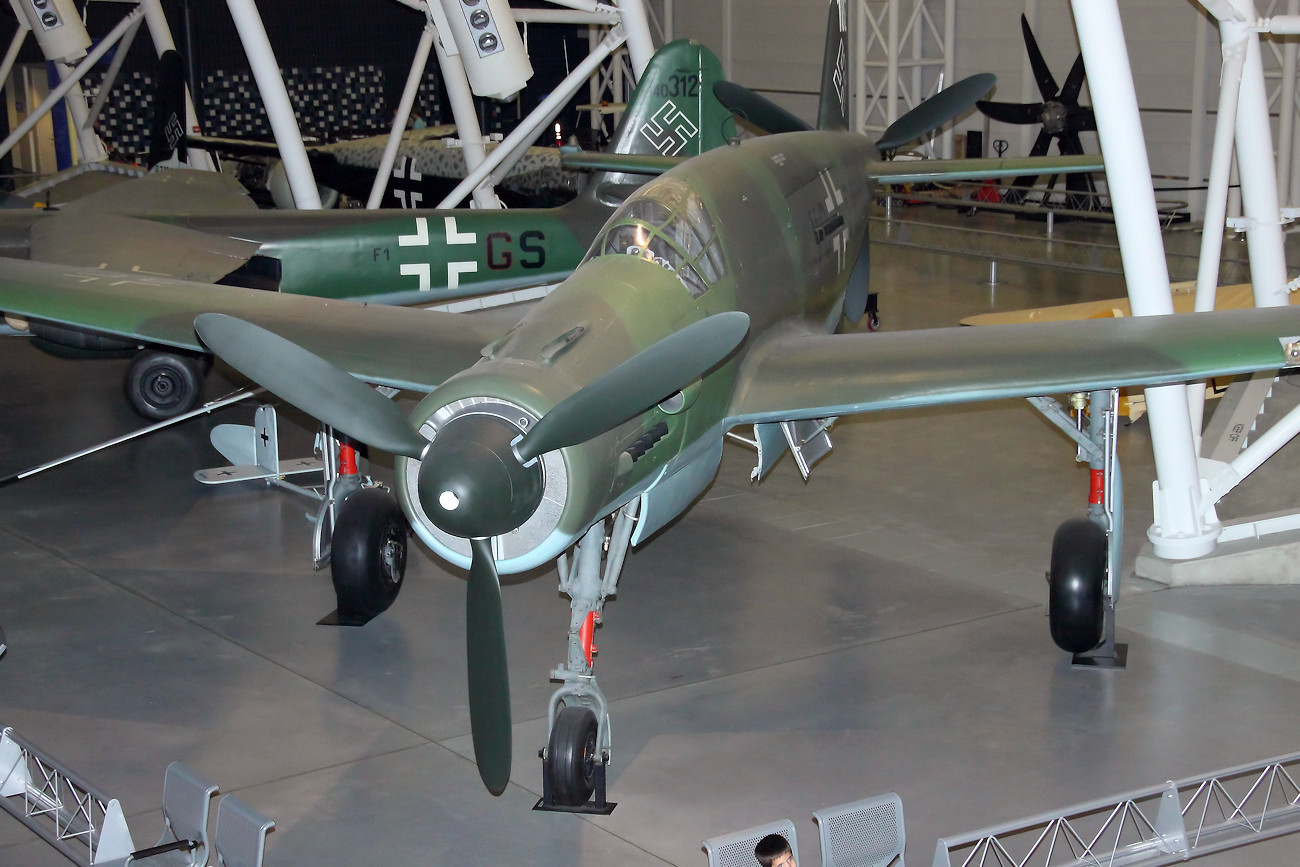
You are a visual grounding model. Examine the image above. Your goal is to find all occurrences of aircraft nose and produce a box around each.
[416,413,545,540]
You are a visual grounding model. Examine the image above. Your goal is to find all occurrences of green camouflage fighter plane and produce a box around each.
[2,2,1271,804]
[0,37,740,420]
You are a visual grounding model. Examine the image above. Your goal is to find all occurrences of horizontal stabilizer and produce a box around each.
[194,459,322,485]
[870,153,1102,184]
[559,151,685,176]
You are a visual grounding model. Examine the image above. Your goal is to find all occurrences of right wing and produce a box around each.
[0,259,516,393]
[726,306,1300,426]
[869,154,1102,184]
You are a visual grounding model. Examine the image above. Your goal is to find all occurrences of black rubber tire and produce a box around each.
[124,350,205,420]
[548,706,599,806]
[330,489,408,625]
[1048,517,1108,654]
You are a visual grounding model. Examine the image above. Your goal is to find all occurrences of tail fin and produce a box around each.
[817,0,850,131]
[147,49,187,167]
[604,40,731,159]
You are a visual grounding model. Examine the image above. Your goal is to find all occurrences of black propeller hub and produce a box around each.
[416,413,545,540]
[1040,101,1068,136]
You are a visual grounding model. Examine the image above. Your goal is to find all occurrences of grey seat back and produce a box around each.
[214,794,274,867]
[143,761,219,867]
[812,792,905,867]
[702,818,798,867]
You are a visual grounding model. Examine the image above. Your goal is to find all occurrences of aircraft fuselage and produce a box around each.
[394,130,878,573]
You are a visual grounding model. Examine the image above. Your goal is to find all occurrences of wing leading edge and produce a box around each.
[726,307,1300,426]
[0,258,515,393]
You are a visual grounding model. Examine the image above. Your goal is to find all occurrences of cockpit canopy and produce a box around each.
[585,176,726,298]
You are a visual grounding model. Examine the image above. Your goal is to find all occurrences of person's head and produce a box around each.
[754,833,795,867]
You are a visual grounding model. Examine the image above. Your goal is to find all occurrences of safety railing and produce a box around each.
[933,750,1300,867]
[0,727,134,865]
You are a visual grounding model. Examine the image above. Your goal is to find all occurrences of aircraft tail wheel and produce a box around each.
[124,350,206,420]
[547,706,599,806]
[1048,518,1107,654]
[329,489,408,626]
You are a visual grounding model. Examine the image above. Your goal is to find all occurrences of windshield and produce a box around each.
[586,177,726,298]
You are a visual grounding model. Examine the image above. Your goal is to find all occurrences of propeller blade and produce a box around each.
[466,536,512,796]
[975,100,1044,126]
[1028,129,1053,158]
[713,81,812,134]
[1059,54,1088,105]
[516,311,750,463]
[1058,131,1085,157]
[1021,14,1060,101]
[1072,106,1097,133]
[876,73,996,152]
[194,313,428,459]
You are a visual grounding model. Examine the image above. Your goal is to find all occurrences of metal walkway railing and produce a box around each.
[933,751,1300,867]
[0,727,135,865]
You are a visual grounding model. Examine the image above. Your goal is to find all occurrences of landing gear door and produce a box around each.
[781,418,836,480]
[750,422,790,482]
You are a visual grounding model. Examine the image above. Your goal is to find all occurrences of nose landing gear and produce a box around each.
[534,502,638,813]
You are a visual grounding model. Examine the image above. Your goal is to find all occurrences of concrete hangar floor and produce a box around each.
[2,204,1300,866]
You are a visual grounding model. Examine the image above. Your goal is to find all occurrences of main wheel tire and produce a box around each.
[1048,518,1108,654]
[124,350,206,420]
[548,706,599,807]
[330,489,408,625]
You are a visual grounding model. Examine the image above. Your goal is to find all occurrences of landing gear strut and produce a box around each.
[534,501,638,813]
[1030,389,1127,668]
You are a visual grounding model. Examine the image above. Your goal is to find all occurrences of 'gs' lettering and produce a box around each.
[486,230,547,270]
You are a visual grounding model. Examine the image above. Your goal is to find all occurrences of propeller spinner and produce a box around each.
[195,310,749,794]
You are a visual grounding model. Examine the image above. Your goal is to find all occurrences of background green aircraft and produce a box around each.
[0,2,1187,806]
[0,37,737,420]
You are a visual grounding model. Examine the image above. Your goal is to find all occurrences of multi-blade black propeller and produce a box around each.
[194,310,749,794]
[975,14,1098,204]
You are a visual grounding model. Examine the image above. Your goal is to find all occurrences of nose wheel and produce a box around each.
[534,505,637,814]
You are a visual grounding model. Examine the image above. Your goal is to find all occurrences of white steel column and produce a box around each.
[367,21,436,210]
[614,0,654,77]
[1229,13,1290,309]
[1071,0,1219,560]
[225,0,320,208]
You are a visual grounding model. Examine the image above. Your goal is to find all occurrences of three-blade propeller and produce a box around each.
[195,310,749,795]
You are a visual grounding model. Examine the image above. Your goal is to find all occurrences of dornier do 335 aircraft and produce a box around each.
[7,1,1291,806]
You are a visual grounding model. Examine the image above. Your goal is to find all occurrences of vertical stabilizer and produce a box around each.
[147,50,187,167]
[603,40,731,159]
[817,0,850,131]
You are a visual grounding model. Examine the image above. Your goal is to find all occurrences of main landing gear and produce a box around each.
[1030,389,1127,668]
[125,349,210,420]
[314,428,409,627]
[534,501,639,813]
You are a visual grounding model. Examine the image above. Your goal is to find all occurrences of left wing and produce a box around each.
[726,307,1300,425]
[0,259,515,392]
